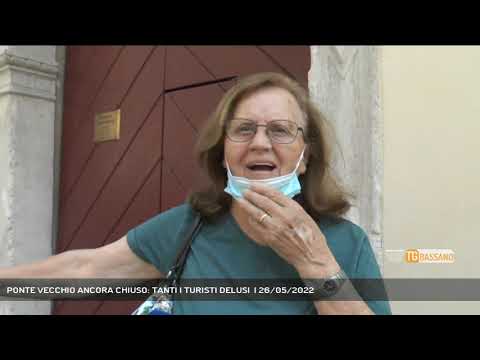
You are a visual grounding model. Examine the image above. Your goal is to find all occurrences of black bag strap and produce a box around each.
[166,212,203,287]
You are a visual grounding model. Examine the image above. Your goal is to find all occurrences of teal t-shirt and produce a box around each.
[127,204,391,315]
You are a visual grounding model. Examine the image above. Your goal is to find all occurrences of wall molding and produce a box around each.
[0,51,58,101]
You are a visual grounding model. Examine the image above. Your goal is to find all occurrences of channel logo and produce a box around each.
[404,249,455,264]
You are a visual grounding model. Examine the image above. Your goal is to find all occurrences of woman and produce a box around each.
[127,72,391,315]
[0,72,391,315]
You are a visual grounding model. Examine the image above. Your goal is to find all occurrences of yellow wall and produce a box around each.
[381,46,480,314]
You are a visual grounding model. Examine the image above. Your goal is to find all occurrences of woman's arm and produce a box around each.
[0,236,162,280]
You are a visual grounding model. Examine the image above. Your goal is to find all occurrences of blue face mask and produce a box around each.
[224,148,306,199]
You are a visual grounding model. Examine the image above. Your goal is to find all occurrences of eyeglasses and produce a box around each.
[225,118,305,144]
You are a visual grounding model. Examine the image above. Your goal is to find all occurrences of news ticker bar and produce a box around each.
[2,279,480,301]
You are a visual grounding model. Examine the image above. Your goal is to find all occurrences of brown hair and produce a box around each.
[187,72,352,223]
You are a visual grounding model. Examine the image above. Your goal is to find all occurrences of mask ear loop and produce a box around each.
[225,159,240,180]
[292,146,307,174]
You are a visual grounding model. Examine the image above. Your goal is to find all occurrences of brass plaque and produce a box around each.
[94,109,121,143]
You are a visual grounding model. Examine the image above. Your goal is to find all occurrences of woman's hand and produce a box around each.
[236,183,340,278]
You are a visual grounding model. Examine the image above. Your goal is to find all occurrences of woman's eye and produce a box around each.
[238,126,254,133]
[271,126,289,134]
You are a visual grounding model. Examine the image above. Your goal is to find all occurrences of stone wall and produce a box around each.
[0,46,64,314]
[309,46,384,268]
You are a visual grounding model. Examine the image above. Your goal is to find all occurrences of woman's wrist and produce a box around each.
[295,254,341,280]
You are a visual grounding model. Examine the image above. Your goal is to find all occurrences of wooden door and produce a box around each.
[56,46,310,314]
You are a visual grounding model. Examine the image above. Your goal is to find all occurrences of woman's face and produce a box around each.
[223,86,307,180]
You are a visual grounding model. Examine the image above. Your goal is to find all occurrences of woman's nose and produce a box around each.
[249,127,272,149]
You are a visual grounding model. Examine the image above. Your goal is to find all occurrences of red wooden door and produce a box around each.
[55,46,310,315]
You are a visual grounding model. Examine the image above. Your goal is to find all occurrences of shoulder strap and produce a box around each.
[166,212,203,286]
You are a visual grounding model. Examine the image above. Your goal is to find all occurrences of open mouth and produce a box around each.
[246,163,277,172]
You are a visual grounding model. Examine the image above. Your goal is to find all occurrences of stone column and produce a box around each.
[0,46,63,314]
[308,46,384,267]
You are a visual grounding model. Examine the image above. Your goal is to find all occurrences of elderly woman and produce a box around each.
[0,72,391,315]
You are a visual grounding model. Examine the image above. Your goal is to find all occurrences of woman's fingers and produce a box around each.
[235,197,273,228]
[248,184,292,208]
[242,189,281,219]
[243,184,304,226]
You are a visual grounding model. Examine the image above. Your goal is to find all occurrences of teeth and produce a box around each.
[249,164,275,171]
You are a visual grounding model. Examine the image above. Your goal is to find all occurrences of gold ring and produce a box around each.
[258,213,269,224]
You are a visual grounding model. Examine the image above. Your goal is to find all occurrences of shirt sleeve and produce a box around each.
[353,234,393,315]
[126,204,195,275]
